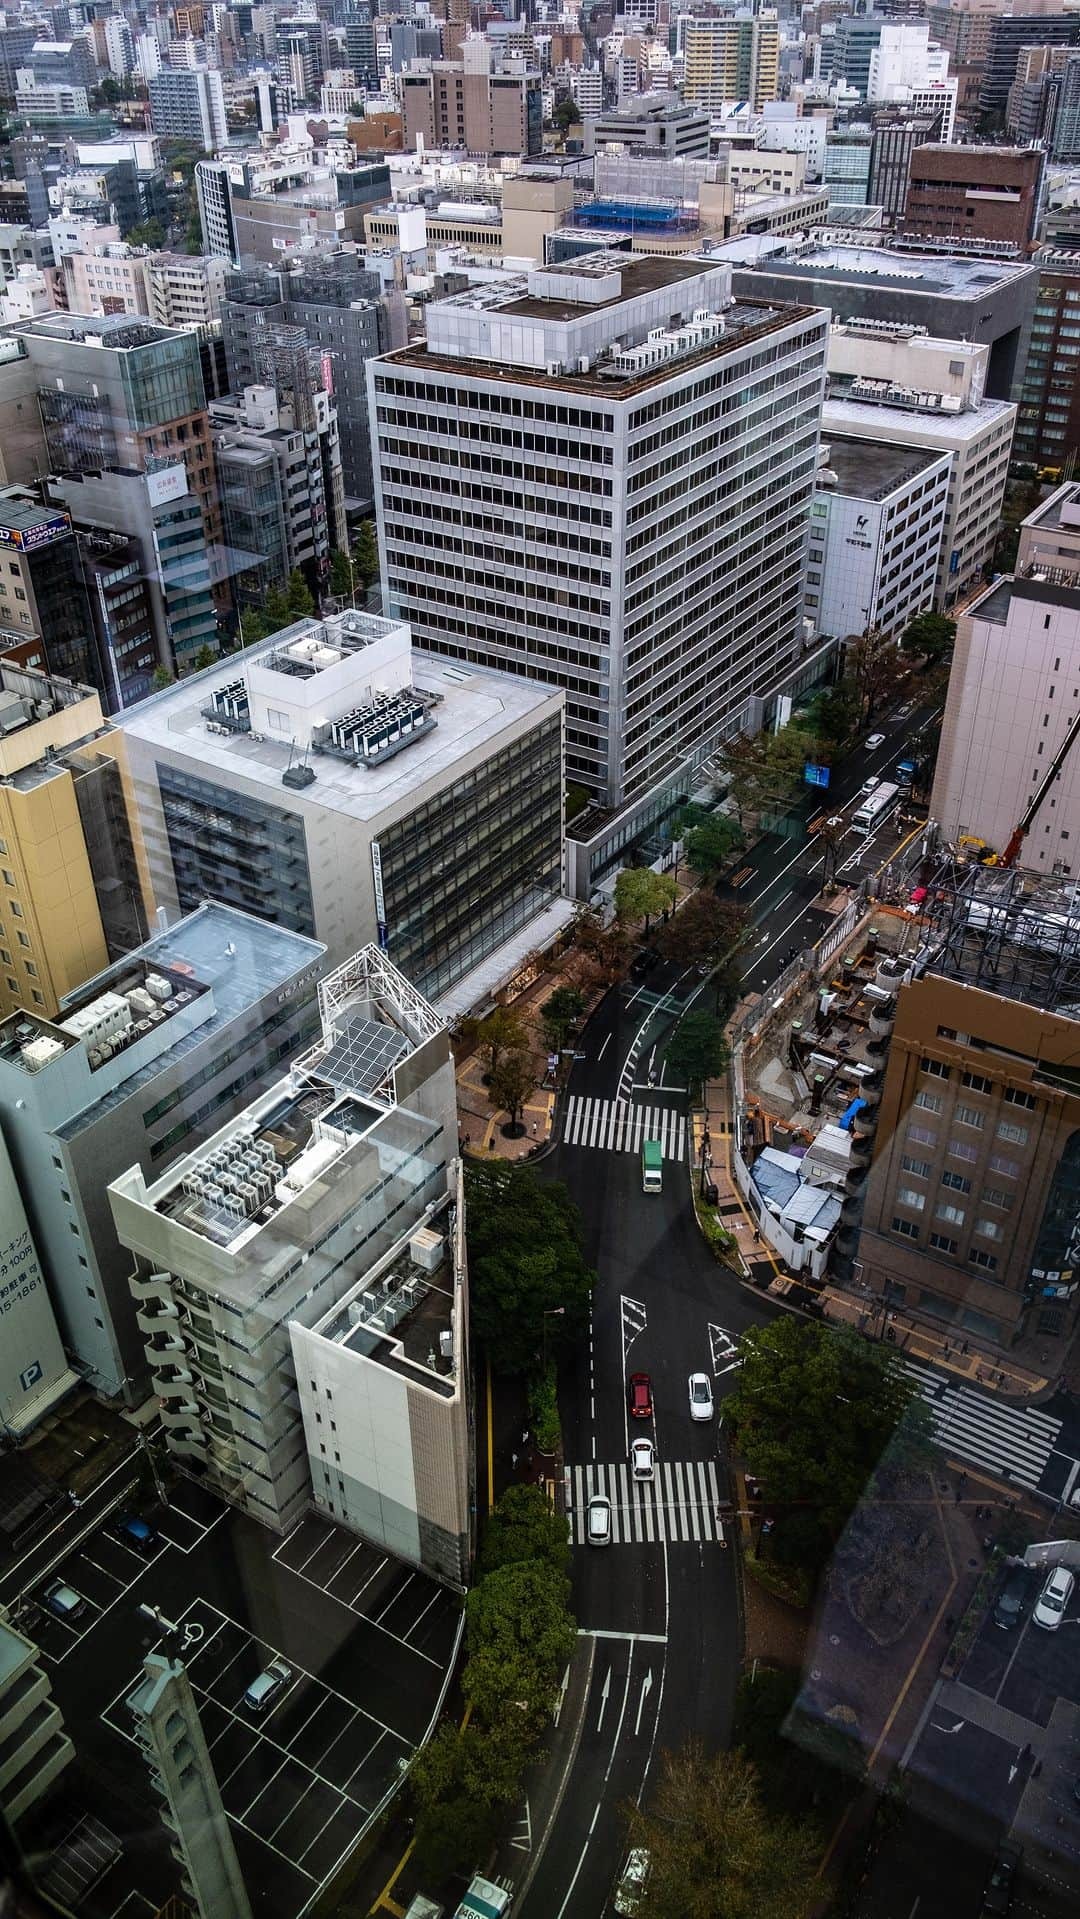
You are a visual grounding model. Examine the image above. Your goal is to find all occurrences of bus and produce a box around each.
[852,781,900,835]
[642,1139,663,1194]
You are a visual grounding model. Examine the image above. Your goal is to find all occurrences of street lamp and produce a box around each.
[542,1306,565,1372]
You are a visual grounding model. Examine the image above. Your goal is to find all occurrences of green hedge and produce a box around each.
[743,1549,814,1610]
[529,1361,562,1456]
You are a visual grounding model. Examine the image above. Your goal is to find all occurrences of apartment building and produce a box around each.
[108,946,462,1546]
[0,1612,74,1829]
[0,903,325,1399]
[806,436,950,641]
[120,609,566,1000]
[855,871,1080,1359]
[211,359,346,598]
[929,486,1080,867]
[683,12,781,115]
[401,61,543,159]
[144,253,227,330]
[0,493,105,693]
[367,252,827,850]
[822,321,1015,609]
[0,663,152,1024]
[148,68,228,153]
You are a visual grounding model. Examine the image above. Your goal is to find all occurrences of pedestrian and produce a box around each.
[521,1428,529,1446]
[1033,1760,1043,1778]
[532,1120,538,1137]
[961,1340,969,1355]
[511,1452,518,1470]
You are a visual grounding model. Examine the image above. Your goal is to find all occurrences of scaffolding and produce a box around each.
[917,859,1080,1018]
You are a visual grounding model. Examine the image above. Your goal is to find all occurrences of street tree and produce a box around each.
[682,812,745,882]
[568,907,627,991]
[808,678,862,748]
[480,1484,570,1575]
[488,1044,534,1137]
[665,1011,729,1094]
[464,1559,577,1735]
[625,1741,820,1919]
[714,732,776,825]
[328,549,353,600]
[812,813,849,891]
[656,893,749,976]
[724,1318,931,1535]
[614,866,678,933]
[901,611,956,666]
[285,569,315,618]
[410,1721,529,1877]
[151,665,174,691]
[351,519,379,585]
[476,1004,527,1081]
[540,984,585,1054]
[465,1162,594,1374]
[191,644,217,672]
[844,627,906,723]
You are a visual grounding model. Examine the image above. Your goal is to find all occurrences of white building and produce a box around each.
[930,484,1080,870]
[104,16,134,79]
[867,22,957,141]
[367,252,829,879]
[823,321,1016,609]
[807,436,951,641]
[109,945,471,1576]
[148,68,228,154]
[756,106,827,182]
[144,251,228,328]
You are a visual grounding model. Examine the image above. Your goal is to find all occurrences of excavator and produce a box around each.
[995,704,1080,869]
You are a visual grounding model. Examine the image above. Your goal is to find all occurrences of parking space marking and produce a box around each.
[373,1572,416,1624]
[108,1892,154,1919]
[402,1588,444,1644]
[278,1547,444,1669]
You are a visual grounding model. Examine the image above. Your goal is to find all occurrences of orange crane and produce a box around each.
[997,704,1080,868]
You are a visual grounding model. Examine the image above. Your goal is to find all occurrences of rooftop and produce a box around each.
[966,575,1080,627]
[822,394,1015,446]
[483,252,708,322]
[919,863,1080,1022]
[709,235,1036,296]
[315,1216,458,1399]
[12,313,185,351]
[1023,482,1080,534]
[121,618,561,826]
[821,434,946,500]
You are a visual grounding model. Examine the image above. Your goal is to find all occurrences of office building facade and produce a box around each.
[902,145,1043,250]
[0,904,325,1400]
[683,13,781,114]
[148,68,228,153]
[401,61,543,158]
[0,495,103,695]
[368,253,827,820]
[1014,255,1080,471]
[806,436,950,642]
[109,946,460,1539]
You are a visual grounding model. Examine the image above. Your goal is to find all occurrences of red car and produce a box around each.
[628,1372,653,1419]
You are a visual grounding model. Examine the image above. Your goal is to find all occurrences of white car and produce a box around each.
[630,1438,655,1480]
[587,1494,612,1546]
[865,732,885,750]
[859,775,880,796]
[1033,1564,1075,1631]
[243,1657,293,1711]
[613,1848,650,1916]
[688,1372,714,1422]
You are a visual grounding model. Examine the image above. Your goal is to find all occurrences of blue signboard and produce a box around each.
[804,763,831,789]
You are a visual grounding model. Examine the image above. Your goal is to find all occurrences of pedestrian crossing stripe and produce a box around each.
[563,1096,686,1160]
[570,1461,725,1545]
[902,1360,1062,1492]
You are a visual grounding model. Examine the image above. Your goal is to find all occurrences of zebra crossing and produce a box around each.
[563,1096,686,1160]
[904,1360,1063,1493]
[570,1460,725,1546]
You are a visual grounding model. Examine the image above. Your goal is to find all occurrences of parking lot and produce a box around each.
[11,1476,462,1919]
[903,1554,1080,1906]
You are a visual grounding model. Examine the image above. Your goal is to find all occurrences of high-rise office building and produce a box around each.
[1014,254,1080,470]
[120,609,566,996]
[683,11,781,115]
[367,252,827,866]
[0,902,325,1399]
[804,437,950,641]
[274,15,329,101]
[0,662,152,1024]
[148,68,228,153]
[401,59,543,157]
[981,9,1080,114]
[828,15,884,98]
[109,945,465,1549]
[0,493,103,694]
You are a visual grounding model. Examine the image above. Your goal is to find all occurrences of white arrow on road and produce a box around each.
[634,1668,654,1737]
[553,1663,570,1727]
[597,1667,612,1732]
[930,1720,966,1735]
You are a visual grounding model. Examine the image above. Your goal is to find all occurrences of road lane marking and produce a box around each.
[576,1629,668,1643]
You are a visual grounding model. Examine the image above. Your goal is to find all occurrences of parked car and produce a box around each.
[981,1838,1022,1913]
[628,1372,653,1420]
[613,1847,650,1916]
[587,1494,612,1546]
[993,1565,1032,1632]
[688,1372,714,1422]
[630,1438,655,1480]
[865,732,886,750]
[243,1657,293,1712]
[42,1579,86,1621]
[1033,1564,1075,1631]
[111,1511,159,1556]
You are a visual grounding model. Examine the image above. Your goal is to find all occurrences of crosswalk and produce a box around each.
[570,1460,725,1545]
[563,1096,686,1159]
[904,1360,1063,1492]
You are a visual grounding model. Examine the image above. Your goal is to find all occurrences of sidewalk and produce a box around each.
[817,1287,1049,1401]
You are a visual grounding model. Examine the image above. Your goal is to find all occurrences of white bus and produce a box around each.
[852,781,900,835]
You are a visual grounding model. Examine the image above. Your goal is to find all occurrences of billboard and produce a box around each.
[0,1136,73,1435]
[0,513,72,553]
[145,462,189,509]
[805,763,831,788]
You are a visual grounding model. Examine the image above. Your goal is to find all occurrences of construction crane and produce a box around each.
[998,704,1080,868]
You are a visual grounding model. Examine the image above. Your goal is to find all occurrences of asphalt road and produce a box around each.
[517,696,949,1918]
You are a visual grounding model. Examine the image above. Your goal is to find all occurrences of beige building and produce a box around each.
[144,251,227,328]
[0,663,153,1019]
[400,61,542,157]
[930,484,1080,865]
[728,148,807,196]
[62,245,151,318]
[683,12,781,115]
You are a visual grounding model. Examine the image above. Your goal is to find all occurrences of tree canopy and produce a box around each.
[844,627,906,723]
[465,1162,594,1374]
[625,1742,820,1919]
[665,1010,730,1092]
[479,1484,570,1576]
[724,1318,931,1533]
[540,984,585,1054]
[614,866,677,930]
[901,611,956,666]
[487,1044,534,1134]
[682,811,745,881]
[657,893,749,973]
[476,1004,527,1078]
